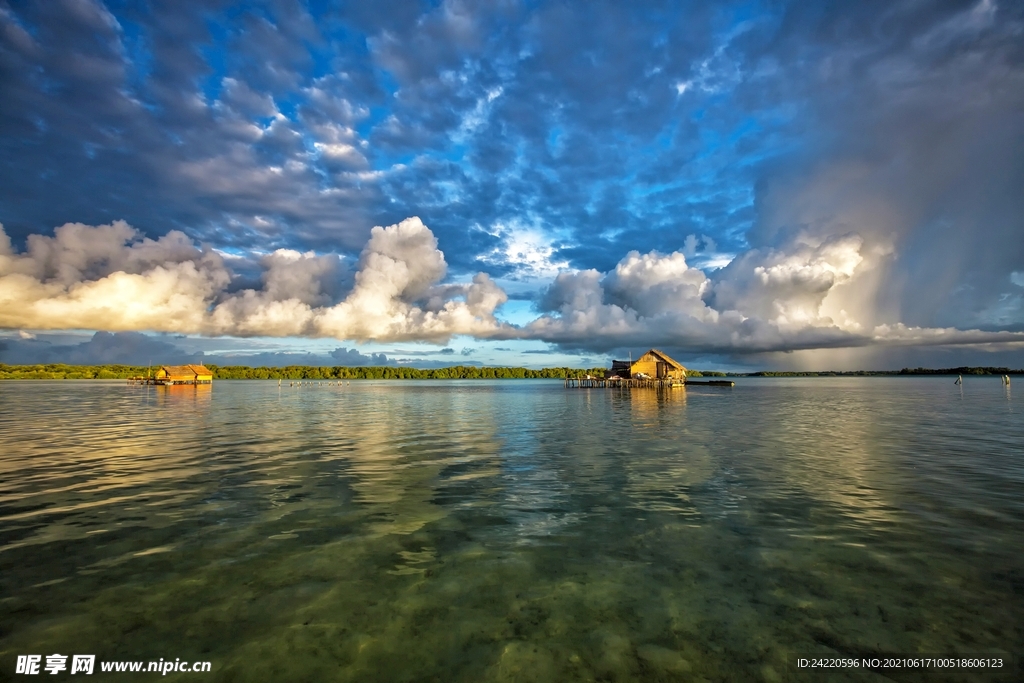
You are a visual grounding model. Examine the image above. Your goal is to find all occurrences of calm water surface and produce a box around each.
[0,378,1021,682]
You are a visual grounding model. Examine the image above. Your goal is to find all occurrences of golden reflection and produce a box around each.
[620,389,708,515]
[0,382,218,553]
[155,383,212,409]
[627,386,686,428]
[330,384,505,537]
[745,380,902,528]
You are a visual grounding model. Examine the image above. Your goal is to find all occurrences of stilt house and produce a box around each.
[154,364,213,385]
[608,349,687,380]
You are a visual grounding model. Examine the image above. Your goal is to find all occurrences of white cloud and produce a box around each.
[0,220,231,334]
[2,220,1022,355]
[453,86,503,143]
[314,142,367,168]
[604,250,712,319]
[528,233,1024,353]
[220,77,278,118]
[709,233,864,327]
[314,217,511,342]
[0,218,512,343]
[480,221,570,279]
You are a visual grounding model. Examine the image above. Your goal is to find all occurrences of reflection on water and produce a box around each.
[0,378,1021,682]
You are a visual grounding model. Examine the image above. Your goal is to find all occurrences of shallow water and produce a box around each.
[0,378,1021,682]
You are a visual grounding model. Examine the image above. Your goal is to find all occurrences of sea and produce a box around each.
[0,378,1020,682]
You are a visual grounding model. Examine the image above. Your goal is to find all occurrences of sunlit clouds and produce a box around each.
[0,218,510,343]
[3,218,1022,357]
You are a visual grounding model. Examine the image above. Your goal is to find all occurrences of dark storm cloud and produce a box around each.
[0,331,202,365]
[205,348,374,367]
[730,0,1024,333]
[330,347,391,366]
[208,348,481,369]
[0,331,476,367]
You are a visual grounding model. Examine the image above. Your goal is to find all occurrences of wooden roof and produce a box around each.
[637,349,685,369]
[161,364,212,377]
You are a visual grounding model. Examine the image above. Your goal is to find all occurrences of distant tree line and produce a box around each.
[3,363,1017,381]
[895,366,1022,375]
[207,365,613,380]
[731,367,1022,377]
[0,363,607,380]
[0,364,144,380]
[741,370,901,377]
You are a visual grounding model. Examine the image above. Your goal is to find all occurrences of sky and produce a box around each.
[1,0,1023,370]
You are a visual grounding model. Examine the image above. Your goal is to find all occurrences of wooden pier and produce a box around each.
[127,377,210,386]
[564,377,734,389]
[127,364,213,386]
[573,349,735,390]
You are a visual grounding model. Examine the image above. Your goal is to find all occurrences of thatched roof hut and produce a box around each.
[608,349,686,380]
[154,364,213,384]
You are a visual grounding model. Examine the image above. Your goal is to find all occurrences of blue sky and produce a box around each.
[1,0,1023,370]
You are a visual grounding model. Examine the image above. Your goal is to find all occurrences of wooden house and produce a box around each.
[154,364,213,385]
[608,349,687,380]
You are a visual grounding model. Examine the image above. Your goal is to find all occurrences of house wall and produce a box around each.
[631,352,686,379]
[664,367,686,380]
[630,359,659,377]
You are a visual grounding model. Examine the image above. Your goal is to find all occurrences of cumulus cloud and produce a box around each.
[207,248,346,337]
[0,217,511,343]
[313,217,510,341]
[528,233,1024,354]
[2,217,1023,357]
[0,220,231,333]
[708,234,865,328]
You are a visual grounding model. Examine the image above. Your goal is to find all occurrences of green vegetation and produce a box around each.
[210,365,610,380]
[0,363,608,380]
[2,363,1019,381]
[731,367,1022,377]
[0,364,146,380]
[895,366,1022,375]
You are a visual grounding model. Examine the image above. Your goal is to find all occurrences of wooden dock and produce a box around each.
[564,377,734,389]
[128,364,212,386]
[127,377,209,386]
